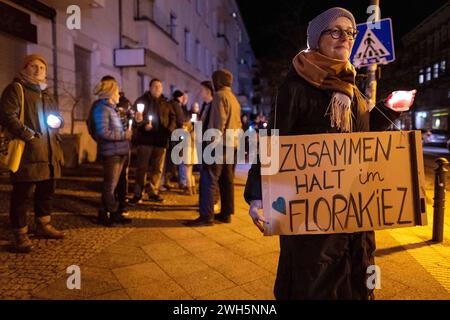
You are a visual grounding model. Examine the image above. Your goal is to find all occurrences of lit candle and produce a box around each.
[128,119,133,131]
[137,103,145,113]
[148,115,153,125]
[191,114,198,122]
[47,114,61,129]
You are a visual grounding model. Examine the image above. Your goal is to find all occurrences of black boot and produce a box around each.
[110,211,132,225]
[97,210,112,227]
[13,226,33,253]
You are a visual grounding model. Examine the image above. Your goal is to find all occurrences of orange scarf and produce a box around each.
[292,49,369,132]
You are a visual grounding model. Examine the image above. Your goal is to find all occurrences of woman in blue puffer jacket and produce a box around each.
[91,79,132,226]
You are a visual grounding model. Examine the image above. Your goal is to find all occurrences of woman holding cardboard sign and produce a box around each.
[244,7,416,300]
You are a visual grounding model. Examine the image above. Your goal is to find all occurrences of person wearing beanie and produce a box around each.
[244,8,416,299]
[185,69,242,226]
[159,89,186,192]
[0,54,66,253]
[199,80,214,130]
[89,79,132,226]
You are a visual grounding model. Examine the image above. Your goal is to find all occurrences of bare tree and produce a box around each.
[59,80,81,135]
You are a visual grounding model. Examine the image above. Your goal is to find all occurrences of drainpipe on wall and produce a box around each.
[51,16,58,104]
[119,0,124,85]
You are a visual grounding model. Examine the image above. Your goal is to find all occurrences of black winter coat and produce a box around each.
[132,93,177,148]
[0,80,64,182]
[244,69,399,300]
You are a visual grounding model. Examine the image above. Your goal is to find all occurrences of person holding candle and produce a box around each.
[178,102,200,195]
[0,54,65,253]
[129,78,176,204]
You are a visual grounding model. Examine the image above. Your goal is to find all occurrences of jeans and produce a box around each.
[199,149,236,220]
[179,163,195,188]
[161,142,178,186]
[133,144,166,197]
[10,179,55,229]
[115,152,130,209]
[102,155,127,213]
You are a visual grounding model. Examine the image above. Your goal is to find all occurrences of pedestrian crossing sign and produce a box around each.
[350,18,395,68]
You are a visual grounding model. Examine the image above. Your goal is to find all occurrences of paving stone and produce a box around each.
[215,258,271,286]
[112,262,170,289]
[126,279,192,300]
[142,241,188,261]
[83,249,150,269]
[200,286,256,300]
[156,254,210,278]
[223,238,277,258]
[174,269,235,299]
[176,237,223,254]
[194,248,245,268]
[247,252,280,274]
[90,289,131,300]
[240,276,276,300]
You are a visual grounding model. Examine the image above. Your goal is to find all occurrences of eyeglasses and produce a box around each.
[322,28,359,40]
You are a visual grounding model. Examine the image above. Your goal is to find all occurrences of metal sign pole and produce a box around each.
[365,0,380,106]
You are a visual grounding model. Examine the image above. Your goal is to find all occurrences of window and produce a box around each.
[209,6,214,34]
[195,39,201,70]
[196,0,203,15]
[184,28,192,63]
[74,46,91,120]
[169,12,177,39]
[138,72,150,96]
[204,47,210,76]
[441,60,446,73]
[205,0,209,25]
[433,63,439,79]
[212,55,217,73]
[418,69,424,84]
[426,67,431,81]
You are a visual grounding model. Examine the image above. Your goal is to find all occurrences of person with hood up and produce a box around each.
[185,69,242,226]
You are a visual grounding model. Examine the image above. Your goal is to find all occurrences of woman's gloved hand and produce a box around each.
[249,200,266,233]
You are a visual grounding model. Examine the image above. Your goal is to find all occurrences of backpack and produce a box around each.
[86,102,98,141]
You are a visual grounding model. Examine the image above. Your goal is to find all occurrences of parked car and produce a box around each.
[421,129,450,147]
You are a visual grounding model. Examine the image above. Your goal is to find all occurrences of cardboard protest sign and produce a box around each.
[261,131,427,236]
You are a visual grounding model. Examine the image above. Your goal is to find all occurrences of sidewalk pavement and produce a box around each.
[0,164,449,300]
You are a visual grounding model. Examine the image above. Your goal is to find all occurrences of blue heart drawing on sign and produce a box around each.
[272,197,286,215]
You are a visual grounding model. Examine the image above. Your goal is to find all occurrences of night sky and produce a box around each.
[237,0,449,83]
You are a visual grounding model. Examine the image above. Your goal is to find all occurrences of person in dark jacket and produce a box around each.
[91,79,132,226]
[160,90,185,191]
[128,79,176,204]
[185,70,242,226]
[244,8,416,300]
[0,54,65,253]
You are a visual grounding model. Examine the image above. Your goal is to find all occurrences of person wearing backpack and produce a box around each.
[0,54,65,253]
[89,79,132,226]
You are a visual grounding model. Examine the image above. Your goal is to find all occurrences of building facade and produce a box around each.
[378,1,450,143]
[0,0,255,163]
